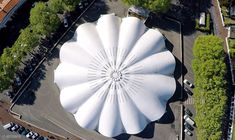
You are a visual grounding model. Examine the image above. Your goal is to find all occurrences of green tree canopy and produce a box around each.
[30,2,60,37]
[192,35,227,140]
[48,0,64,13]
[63,0,81,12]
[122,0,171,12]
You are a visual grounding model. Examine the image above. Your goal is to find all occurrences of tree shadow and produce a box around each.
[46,47,60,66]
[15,64,46,105]
[82,0,110,22]
[146,13,181,34]
[15,88,36,105]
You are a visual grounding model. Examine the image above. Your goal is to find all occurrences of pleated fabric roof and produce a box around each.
[54,14,176,137]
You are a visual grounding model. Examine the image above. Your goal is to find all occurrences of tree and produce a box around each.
[13,27,39,53]
[63,0,81,12]
[48,0,64,13]
[122,0,171,13]
[30,2,60,37]
[192,35,227,140]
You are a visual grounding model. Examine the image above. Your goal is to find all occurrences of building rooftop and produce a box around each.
[0,0,19,22]
[54,14,176,137]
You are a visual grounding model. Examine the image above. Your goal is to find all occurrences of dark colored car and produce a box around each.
[184,122,194,131]
[17,126,25,134]
[184,87,193,96]
[185,108,193,117]
[21,129,30,136]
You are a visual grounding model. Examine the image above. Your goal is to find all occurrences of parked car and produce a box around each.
[32,132,39,139]
[21,129,30,136]
[26,131,34,138]
[183,79,194,88]
[3,122,14,130]
[184,115,195,126]
[184,87,193,96]
[184,122,194,131]
[185,108,193,117]
[17,126,25,134]
[184,128,193,136]
[10,124,20,131]
[63,17,69,28]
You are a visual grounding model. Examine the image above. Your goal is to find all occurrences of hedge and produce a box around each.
[192,35,227,140]
[195,12,211,32]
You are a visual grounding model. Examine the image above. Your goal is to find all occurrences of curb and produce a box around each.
[216,0,225,27]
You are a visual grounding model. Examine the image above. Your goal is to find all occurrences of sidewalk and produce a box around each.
[210,0,228,49]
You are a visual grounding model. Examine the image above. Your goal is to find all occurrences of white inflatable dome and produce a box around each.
[54,14,176,137]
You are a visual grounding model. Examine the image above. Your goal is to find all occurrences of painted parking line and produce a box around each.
[184,97,194,105]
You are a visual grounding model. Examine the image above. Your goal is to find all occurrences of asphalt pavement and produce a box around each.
[10,0,184,140]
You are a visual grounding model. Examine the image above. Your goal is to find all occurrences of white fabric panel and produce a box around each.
[96,14,121,68]
[55,15,176,137]
[126,74,175,121]
[60,42,93,67]
[74,81,111,130]
[120,29,165,70]
[54,63,91,90]
[75,23,107,62]
[117,88,147,134]
[130,74,176,101]
[98,84,123,137]
[124,51,175,75]
[116,17,146,69]
[60,79,106,114]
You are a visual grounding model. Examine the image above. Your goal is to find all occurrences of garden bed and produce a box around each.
[221,5,235,26]
[195,12,211,32]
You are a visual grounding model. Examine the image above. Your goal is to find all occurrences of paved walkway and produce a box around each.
[0,98,65,140]
[210,0,228,49]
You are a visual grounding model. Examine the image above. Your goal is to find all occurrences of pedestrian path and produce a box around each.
[184,97,194,105]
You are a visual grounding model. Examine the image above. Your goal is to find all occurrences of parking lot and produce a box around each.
[10,0,185,140]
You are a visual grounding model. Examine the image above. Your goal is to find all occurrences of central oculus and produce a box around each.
[110,70,122,82]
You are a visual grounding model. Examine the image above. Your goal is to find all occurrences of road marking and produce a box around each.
[184,97,194,105]
[43,114,87,140]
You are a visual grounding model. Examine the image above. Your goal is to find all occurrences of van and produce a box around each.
[3,122,14,129]
[184,115,195,126]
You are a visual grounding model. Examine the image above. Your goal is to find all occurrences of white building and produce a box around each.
[54,14,176,137]
[0,0,26,29]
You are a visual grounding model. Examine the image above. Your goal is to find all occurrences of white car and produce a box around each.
[3,122,14,129]
[184,115,195,126]
[32,132,39,139]
[184,128,193,136]
[10,124,20,131]
[26,131,34,138]
[183,79,194,88]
